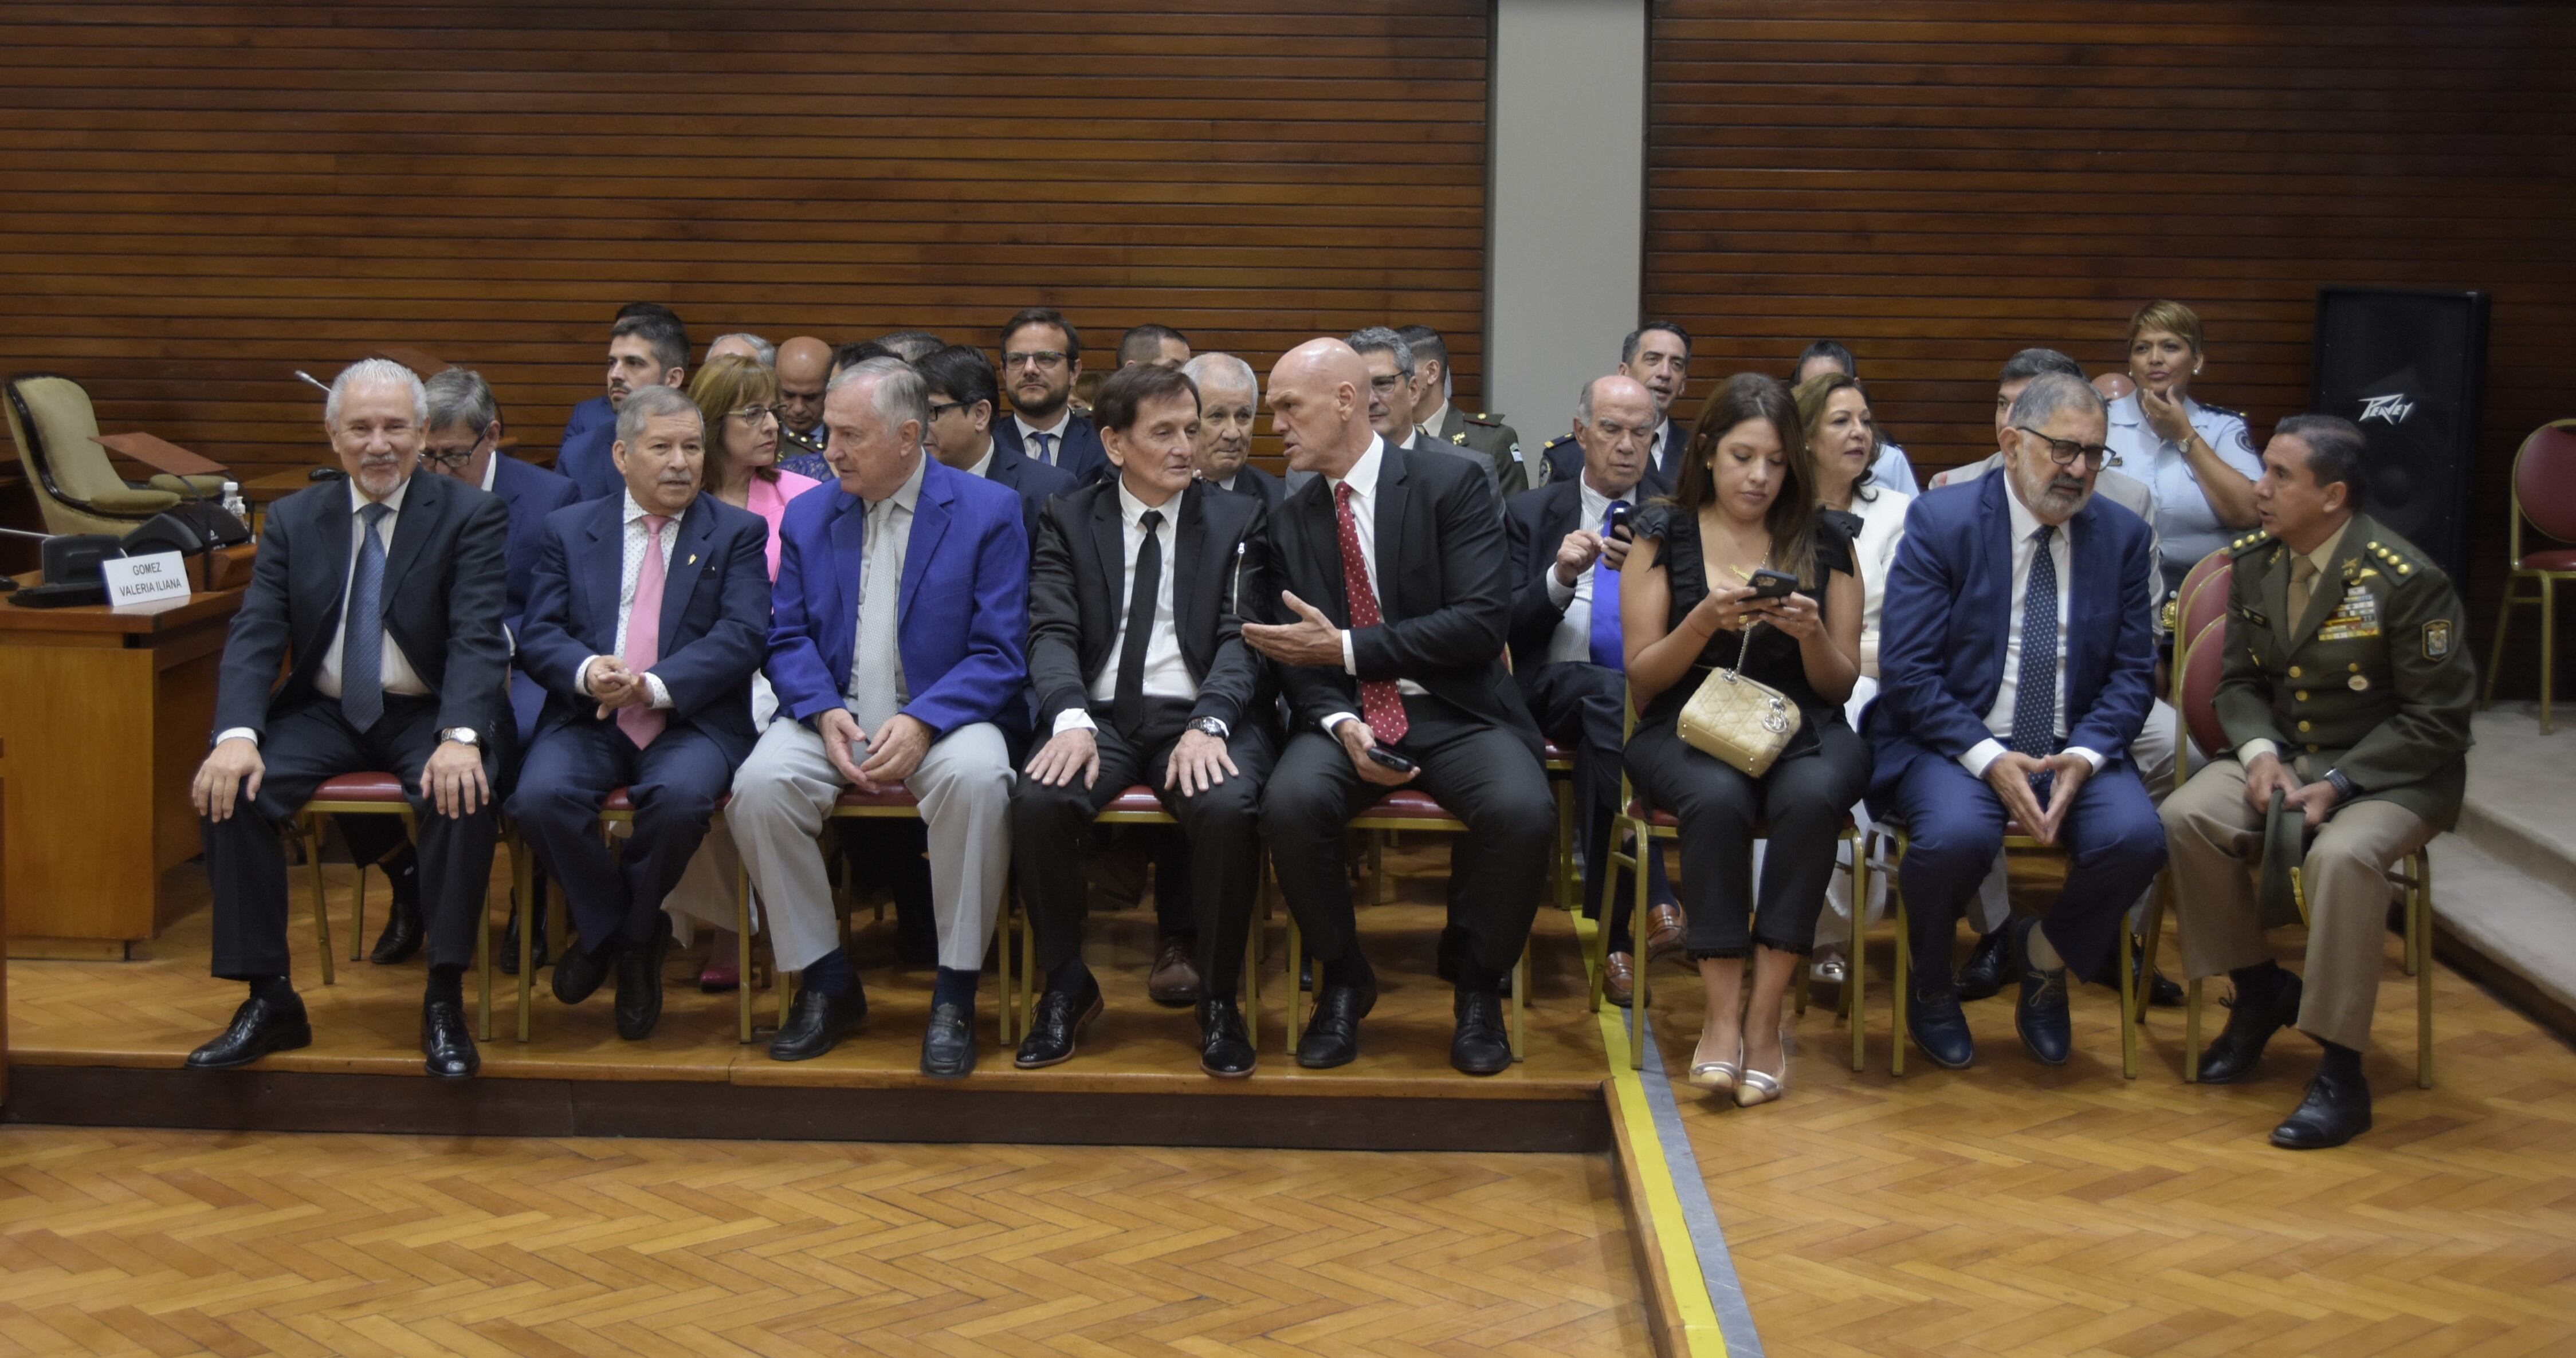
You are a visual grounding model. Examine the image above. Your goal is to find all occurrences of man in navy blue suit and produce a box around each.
[508,385,772,1041]
[728,357,1031,1074]
[918,343,1075,541]
[556,304,690,503]
[1868,371,2167,1070]
[988,308,1109,484]
[340,368,579,967]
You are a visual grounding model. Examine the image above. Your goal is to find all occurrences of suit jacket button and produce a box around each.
[2298,720,2312,732]
[2288,666,2303,678]
[2295,690,2309,702]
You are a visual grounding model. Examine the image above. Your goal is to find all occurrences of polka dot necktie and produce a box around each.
[2009,523,2062,804]
[1334,482,1408,745]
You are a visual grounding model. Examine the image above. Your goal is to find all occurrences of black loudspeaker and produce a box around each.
[2307,286,2490,587]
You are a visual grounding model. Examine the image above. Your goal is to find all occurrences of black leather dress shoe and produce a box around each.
[553,938,612,1005]
[421,998,478,1077]
[1907,982,1976,1070]
[920,1001,978,1078]
[1451,988,1511,1076]
[1296,979,1379,1069]
[2199,971,2304,1084]
[614,916,673,1041]
[2271,1066,2372,1150]
[2132,944,2185,1007]
[769,984,867,1062]
[1198,997,1255,1078]
[1956,930,2010,1001]
[500,896,551,977]
[1014,979,1104,1069]
[2011,918,2071,1066]
[369,896,423,966]
[185,993,312,1070]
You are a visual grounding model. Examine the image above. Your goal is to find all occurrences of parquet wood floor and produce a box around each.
[1641,860,2576,1358]
[0,1126,1648,1357]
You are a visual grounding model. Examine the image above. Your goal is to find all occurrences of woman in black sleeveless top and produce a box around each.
[1622,374,1872,1107]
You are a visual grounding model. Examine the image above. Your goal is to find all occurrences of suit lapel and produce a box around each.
[1089,484,1126,631]
[1175,484,1211,650]
[827,488,868,633]
[1295,477,1346,625]
[898,463,954,624]
[378,473,435,616]
[1371,444,1409,621]
[307,486,356,656]
[1976,474,2015,671]
[658,496,716,644]
[582,498,621,639]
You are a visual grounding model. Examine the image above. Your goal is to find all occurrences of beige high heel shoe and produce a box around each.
[1688,1034,1743,1093]
[1735,1034,1790,1108]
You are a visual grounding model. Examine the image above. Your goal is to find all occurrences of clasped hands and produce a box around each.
[2243,750,2342,828]
[816,708,934,793]
[1982,750,2094,845]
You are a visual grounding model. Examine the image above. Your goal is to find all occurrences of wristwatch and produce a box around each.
[1187,716,1230,740]
[439,727,481,747]
[2322,767,2358,801]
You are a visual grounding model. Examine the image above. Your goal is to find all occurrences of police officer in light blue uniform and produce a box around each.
[2102,300,2264,598]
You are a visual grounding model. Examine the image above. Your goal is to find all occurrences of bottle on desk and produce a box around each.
[220,481,246,524]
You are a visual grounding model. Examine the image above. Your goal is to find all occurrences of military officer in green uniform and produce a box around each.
[1397,324,1525,497]
[2161,413,2475,1150]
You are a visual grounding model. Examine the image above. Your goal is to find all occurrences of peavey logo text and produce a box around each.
[2359,393,2416,425]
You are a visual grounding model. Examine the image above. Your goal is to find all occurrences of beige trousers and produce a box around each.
[2161,759,2436,1051]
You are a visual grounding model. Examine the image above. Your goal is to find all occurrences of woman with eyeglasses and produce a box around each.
[2102,300,2263,595]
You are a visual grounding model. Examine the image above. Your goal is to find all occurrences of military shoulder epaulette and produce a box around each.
[2198,402,2246,422]
[2226,529,2274,557]
[1467,411,1506,426]
[2362,538,2417,577]
[1541,431,1575,448]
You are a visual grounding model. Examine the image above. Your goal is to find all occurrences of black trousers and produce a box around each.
[505,721,733,952]
[1522,660,1674,950]
[1623,717,1870,958]
[339,670,540,871]
[203,694,498,981]
[1261,694,1556,982]
[1011,700,1275,997]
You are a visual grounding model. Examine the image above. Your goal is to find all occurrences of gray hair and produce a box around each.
[1998,347,2084,385]
[2005,371,2107,430]
[709,332,776,367]
[1574,376,1602,426]
[615,383,702,444]
[1345,326,1415,378]
[829,356,930,434]
[423,367,499,435]
[1181,352,1258,400]
[325,359,427,428]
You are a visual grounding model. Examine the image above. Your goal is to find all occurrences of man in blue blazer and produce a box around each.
[988,307,1109,484]
[556,304,690,502]
[1868,372,2166,1070]
[507,385,771,1041]
[729,357,1031,1074]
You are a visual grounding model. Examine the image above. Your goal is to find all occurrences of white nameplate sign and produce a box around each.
[103,550,193,612]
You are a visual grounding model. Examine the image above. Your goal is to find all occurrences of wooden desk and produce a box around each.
[0,580,244,958]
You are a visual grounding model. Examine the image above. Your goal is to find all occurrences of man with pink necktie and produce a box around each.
[509,385,774,1040]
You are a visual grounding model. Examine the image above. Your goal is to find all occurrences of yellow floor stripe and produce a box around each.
[1596,1003,1731,1358]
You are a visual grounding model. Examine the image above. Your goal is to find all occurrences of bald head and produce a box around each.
[1575,374,1657,497]
[1266,338,1373,477]
[776,336,833,434]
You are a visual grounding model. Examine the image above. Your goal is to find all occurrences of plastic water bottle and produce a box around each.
[221,481,246,521]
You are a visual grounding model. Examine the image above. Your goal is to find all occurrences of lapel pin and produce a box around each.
[688,553,698,565]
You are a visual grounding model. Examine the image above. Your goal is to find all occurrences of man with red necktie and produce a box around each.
[1243,338,1556,1076]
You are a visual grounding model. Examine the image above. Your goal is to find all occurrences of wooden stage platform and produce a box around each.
[3,857,1617,1155]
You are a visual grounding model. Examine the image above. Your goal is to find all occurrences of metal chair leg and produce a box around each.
[516,835,537,1042]
[475,864,492,1042]
[2543,575,2559,734]
[350,860,369,962]
[736,859,755,1045]
[1628,835,1652,1071]
[2484,574,2518,707]
[304,817,336,987]
[1849,837,1868,1073]
[2417,849,2436,1089]
[2119,923,2139,1080]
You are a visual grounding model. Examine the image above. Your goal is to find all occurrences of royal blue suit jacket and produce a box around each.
[982,442,1078,541]
[554,395,623,503]
[1866,472,2158,796]
[765,456,1031,743]
[991,411,1110,485]
[489,454,579,625]
[516,493,774,767]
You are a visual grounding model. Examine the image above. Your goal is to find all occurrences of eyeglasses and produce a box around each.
[926,399,968,420]
[419,438,486,470]
[2014,426,2112,469]
[727,405,779,424]
[1368,374,1405,394]
[1004,351,1069,370]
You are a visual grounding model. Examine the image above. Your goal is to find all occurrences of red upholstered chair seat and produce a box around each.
[834,786,921,810]
[599,788,728,814]
[2520,547,2576,572]
[1542,741,1575,766]
[311,771,407,803]
[1102,787,1167,817]
[2515,426,2576,542]
[1364,789,1466,822]
[2180,616,2231,758]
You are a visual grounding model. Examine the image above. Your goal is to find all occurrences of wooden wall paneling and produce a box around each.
[1646,1,2576,698]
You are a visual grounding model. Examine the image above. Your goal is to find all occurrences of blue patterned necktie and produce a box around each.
[1033,431,1056,466]
[1588,499,1629,669]
[341,502,391,731]
[2009,523,2061,802]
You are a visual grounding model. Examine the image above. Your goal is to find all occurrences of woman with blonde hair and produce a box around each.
[2102,300,2262,595]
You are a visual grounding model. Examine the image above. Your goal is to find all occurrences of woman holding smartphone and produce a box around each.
[1622,374,1870,1107]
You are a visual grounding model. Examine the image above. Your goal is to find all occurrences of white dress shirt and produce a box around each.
[965,443,995,480]
[1962,479,2104,779]
[1322,436,1426,735]
[577,491,682,710]
[1014,411,1073,467]
[1415,399,1451,446]
[1057,481,1197,734]
[217,477,431,747]
[1543,477,1625,666]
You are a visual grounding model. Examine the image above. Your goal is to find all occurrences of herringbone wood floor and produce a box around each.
[0,1128,1647,1357]
[1642,860,2576,1358]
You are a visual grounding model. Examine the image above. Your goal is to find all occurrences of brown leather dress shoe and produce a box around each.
[1643,903,1687,961]
[1602,951,1636,1007]
[1146,934,1201,1008]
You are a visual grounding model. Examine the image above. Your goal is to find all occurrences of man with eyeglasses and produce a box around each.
[340,368,576,969]
[918,343,1075,542]
[989,308,1109,484]
[1868,371,2166,1072]
[1347,327,1503,514]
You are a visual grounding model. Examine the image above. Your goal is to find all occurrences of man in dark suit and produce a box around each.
[729,358,1030,1074]
[1504,375,1680,1006]
[918,343,1076,541]
[1011,364,1275,1076]
[557,304,690,503]
[1868,372,2167,1070]
[341,368,578,969]
[1185,352,1289,509]
[1242,338,1557,1076]
[1349,326,1504,515]
[187,360,511,1078]
[988,308,1109,484]
[1545,322,1692,491]
[507,385,771,1041]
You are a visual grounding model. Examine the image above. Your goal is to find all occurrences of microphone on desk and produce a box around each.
[294,370,332,396]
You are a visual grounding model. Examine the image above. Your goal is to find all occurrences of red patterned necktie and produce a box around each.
[1334,481,1408,745]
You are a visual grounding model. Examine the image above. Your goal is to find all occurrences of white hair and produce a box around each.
[828,356,929,432]
[709,332,776,367]
[1181,352,1258,399]
[325,359,427,428]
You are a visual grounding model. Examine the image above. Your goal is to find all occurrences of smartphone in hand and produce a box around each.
[1748,568,1800,600]
[1365,746,1417,776]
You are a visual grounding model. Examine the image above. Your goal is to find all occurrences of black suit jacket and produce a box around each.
[489,453,579,625]
[1027,479,1266,734]
[1210,463,1286,513]
[1503,478,1591,680]
[992,411,1110,485]
[515,492,773,767]
[983,442,1079,542]
[1544,431,1678,498]
[1254,441,1541,754]
[213,471,512,743]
